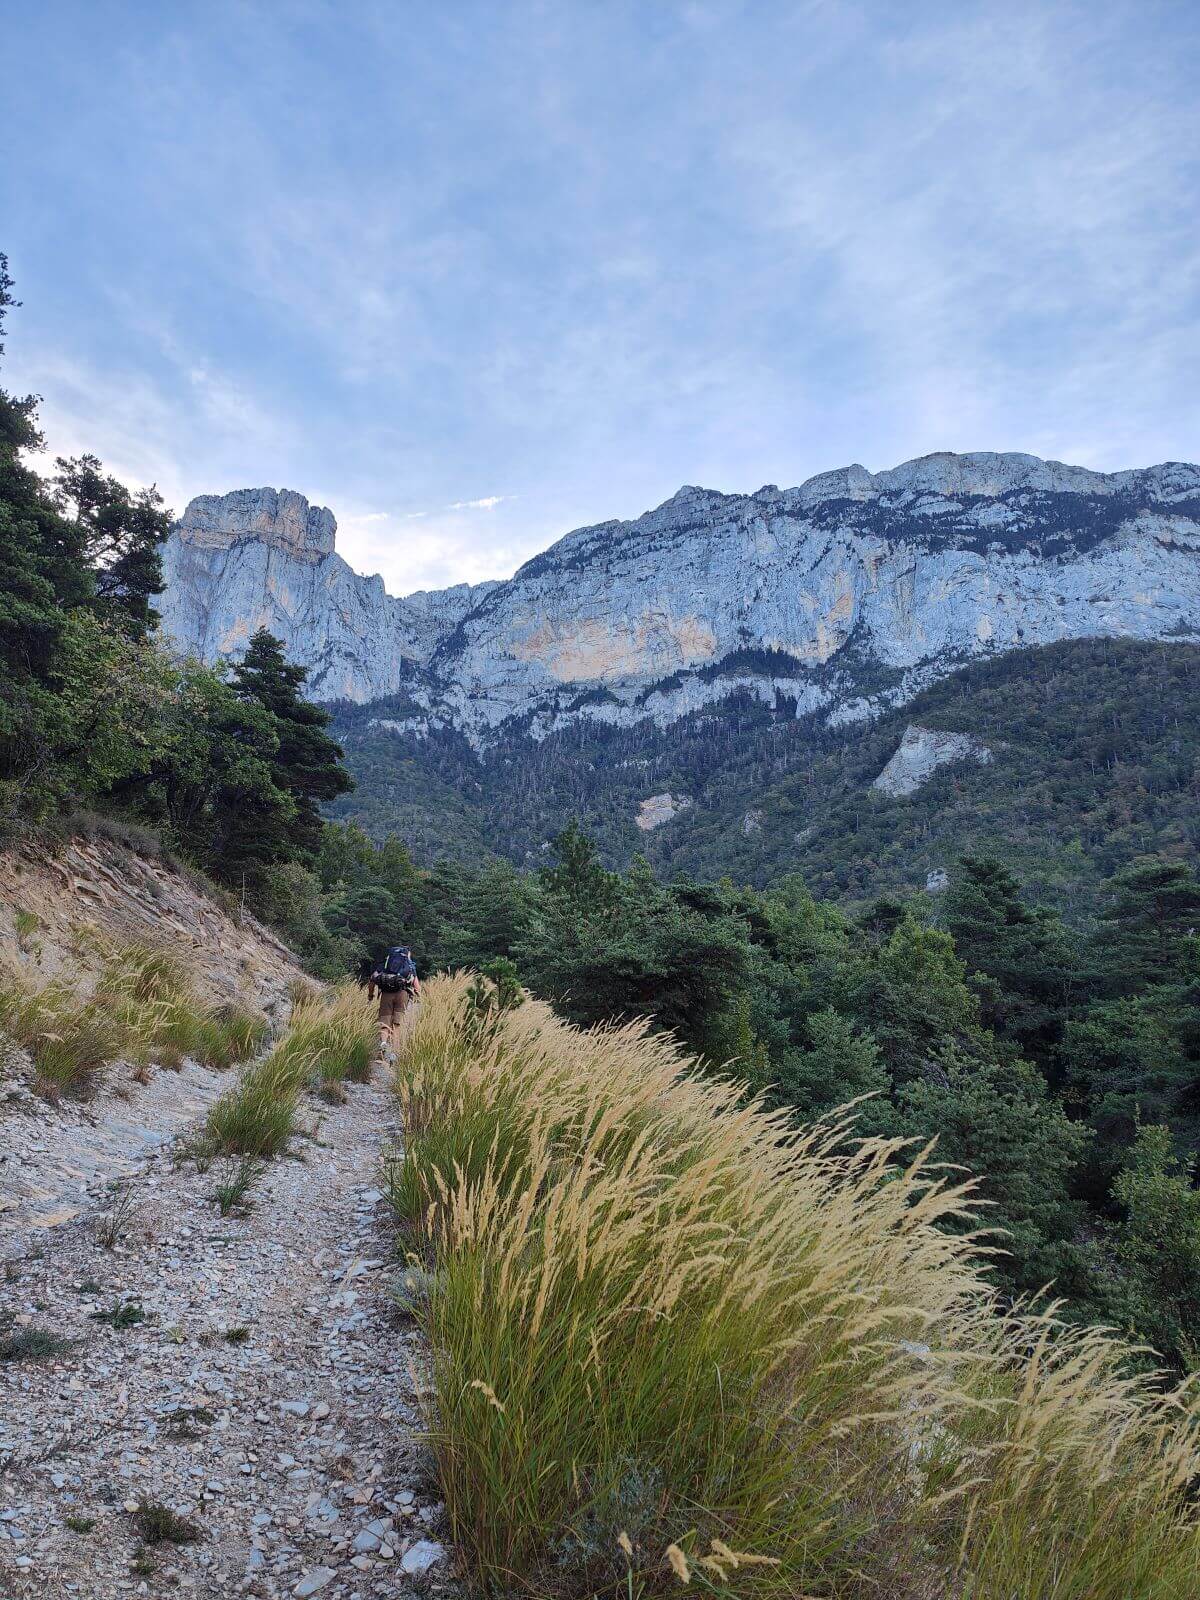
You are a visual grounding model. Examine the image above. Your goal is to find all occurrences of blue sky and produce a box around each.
[5,0,1199,593]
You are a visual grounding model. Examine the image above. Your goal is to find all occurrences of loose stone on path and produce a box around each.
[0,1074,449,1598]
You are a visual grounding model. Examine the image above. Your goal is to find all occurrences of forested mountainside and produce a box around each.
[328,636,1200,915]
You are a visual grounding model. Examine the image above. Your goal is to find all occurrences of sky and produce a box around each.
[4,0,1199,595]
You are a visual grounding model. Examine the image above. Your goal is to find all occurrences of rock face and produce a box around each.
[159,489,495,702]
[158,452,1200,738]
[874,726,993,796]
[635,793,693,831]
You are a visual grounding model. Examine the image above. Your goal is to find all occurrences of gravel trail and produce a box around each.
[0,1074,448,1600]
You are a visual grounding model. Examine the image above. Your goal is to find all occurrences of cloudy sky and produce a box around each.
[4,0,1198,593]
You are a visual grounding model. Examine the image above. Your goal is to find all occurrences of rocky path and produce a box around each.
[0,1076,449,1600]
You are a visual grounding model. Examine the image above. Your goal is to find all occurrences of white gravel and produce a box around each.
[0,1073,452,1599]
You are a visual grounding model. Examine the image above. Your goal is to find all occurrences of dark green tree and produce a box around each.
[231,629,353,860]
[0,255,93,822]
[51,454,170,639]
[321,881,402,961]
[1095,858,1200,993]
[941,856,1077,1062]
[1107,1124,1200,1370]
[891,1050,1091,1294]
[767,1007,889,1125]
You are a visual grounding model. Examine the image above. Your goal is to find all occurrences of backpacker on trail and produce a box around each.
[368,946,420,1049]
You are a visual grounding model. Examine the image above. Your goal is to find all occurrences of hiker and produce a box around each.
[368,944,420,1049]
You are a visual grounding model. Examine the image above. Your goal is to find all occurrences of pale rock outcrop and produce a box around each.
[635,793,693,831]
[157,452,1200,742]
[873,726,993,798]
[159,489,494,702]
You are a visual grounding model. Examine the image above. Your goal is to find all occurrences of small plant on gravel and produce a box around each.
[212,1155,260,1216]
[95,1183,136,1249]
[164,1404,215,1440]
[64,1514,96,1534]
[175,1131,217,1172]
[0,1326,77,1362]
[133,1501,202,1545]
[77,1279,102,1295]
[130,1544,155,1576]
[224,1325,251,1344]
[90,1299,145,1329]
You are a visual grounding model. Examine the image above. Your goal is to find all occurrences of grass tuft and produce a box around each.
[0,942,269,1099]
[89,1299,145,1329]
[204,984,374,1157]
[212,1156,260,1216]
[133,1501,202,1545]
[0,1327,77,1363]
[390,975,1200,1600]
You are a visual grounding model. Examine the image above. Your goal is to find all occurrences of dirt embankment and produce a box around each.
[0,832,311,1232]
[0,832,305,1013]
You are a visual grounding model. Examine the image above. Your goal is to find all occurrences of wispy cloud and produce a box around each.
[447,495,509,511]
[3,0,1198,588]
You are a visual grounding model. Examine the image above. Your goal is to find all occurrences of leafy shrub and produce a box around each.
[133,1501,202,1545]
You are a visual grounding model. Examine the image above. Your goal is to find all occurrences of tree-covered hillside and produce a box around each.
[329,637,1200,916]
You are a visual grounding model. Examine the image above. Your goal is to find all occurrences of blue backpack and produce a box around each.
[379,946,416,993]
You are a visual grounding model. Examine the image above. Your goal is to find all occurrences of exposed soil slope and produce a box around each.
[0,832,303,1009]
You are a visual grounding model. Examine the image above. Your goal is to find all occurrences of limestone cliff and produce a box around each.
[159,488,494,702]
[158,452,1200,739]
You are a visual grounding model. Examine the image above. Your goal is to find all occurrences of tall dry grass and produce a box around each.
[390,974,1200,1600]
[204,982,376,1156]
[0,943,268,1096]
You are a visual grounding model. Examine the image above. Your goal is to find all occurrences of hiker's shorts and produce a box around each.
[377,989,409,1033]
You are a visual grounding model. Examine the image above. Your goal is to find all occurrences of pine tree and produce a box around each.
[52,453,171,640]
[1097,858,1200,992]
[231,629,353,861]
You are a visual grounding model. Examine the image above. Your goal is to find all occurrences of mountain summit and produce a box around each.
[159,451,1200,741]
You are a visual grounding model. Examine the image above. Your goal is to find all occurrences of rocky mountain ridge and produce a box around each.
[159,452,1200,744]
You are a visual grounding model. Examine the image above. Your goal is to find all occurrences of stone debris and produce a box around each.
[0,1074,451,1599]
[402,1539,447,1575]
